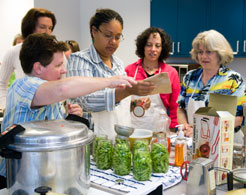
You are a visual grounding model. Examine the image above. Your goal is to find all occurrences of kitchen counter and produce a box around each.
[0,183,227,195]
[0,187,113,195]
[164,180,226,195]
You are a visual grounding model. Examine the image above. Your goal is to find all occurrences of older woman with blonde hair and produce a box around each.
[177,29,246,137]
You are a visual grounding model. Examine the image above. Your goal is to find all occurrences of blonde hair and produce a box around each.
[190,30,233,65]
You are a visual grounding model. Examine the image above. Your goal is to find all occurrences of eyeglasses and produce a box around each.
[97,28,124,42]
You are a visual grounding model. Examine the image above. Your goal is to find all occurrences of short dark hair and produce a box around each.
[20,33,67,74]
[21,8,56,39]
[89,8,123,39]
[135,27,171,61]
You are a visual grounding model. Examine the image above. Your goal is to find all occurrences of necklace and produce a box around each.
[142,63,158,75]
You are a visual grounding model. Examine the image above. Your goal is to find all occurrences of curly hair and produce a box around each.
[190,30,234,65]
[21,8,56,39]
[20,33,67,74]
[89,8,123,40]
[135,27,171,61]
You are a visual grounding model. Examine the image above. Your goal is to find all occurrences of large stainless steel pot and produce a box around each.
[5,119,94,195]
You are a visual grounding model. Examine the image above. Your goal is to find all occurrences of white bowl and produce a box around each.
[129,129,153,148]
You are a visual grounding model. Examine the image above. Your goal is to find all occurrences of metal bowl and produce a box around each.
[114,124,134,137]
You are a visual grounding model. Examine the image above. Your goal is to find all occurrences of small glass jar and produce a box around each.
[96,139,113,170]
[113,136,131,175]
[92,134,107,162]
[151,134,169,173]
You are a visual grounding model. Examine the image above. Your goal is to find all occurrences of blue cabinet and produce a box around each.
[151,0,246,57]
[244,1,246,55]
[208,0,245,56]
[151,0,208,57]
[151,0,178,54]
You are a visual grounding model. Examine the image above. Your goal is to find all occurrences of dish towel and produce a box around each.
[90,161,182,194]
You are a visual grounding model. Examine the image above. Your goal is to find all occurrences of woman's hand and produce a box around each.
[138,97,151,110]
[130,97,151,112]
[183,123,193,137]
[126,80,156,96]
[108,75,137,88]
[67,103,82,117]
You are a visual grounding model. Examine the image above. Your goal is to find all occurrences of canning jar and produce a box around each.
[151,134,169,173]
[92,134,107,162]
[132,140,152,181]
[132,139,149,154]
[96,139,113,170]
[113,136,131,175]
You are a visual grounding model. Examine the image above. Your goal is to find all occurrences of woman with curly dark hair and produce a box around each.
[125,27,180,130]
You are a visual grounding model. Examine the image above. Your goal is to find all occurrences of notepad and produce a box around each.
[144,72,172,95]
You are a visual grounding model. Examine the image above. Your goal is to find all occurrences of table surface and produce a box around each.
[0,183,227,195]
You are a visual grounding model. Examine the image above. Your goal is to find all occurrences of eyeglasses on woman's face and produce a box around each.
[97,28,124,42]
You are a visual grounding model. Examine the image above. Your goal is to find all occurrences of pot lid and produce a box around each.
[8,119,95,152]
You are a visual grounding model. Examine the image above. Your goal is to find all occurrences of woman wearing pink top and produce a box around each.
[125,27,180,129]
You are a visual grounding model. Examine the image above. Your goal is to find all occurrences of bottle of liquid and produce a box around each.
[174,125,187,166]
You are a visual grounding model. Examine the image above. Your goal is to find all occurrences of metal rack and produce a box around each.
[169,64,189,83]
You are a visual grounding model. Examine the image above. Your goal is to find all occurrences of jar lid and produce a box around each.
[8,119,95,152]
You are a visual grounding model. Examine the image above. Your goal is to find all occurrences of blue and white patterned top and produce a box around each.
[66,44,126,127]
[1,76,65,132]
[0,76,66,176]
[178,65,246,116]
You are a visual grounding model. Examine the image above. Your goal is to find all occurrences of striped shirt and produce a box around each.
[66,44,126,126]
[0,76,66,177]
[177,65,246,116]
[1,76,65,132]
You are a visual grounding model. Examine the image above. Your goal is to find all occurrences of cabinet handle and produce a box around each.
[233,40,239,55]
[169,42,175,55]
[177,42,180,53]
[244,40,246,53]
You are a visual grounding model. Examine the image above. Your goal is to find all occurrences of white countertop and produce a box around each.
[0,182,228,195]
[0,187,113,195]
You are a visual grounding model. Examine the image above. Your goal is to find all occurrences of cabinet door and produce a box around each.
[151,0,208,57]
[243,1,246,55]
[177,0,208,56]
[151,0,178,55]
[209,0,244,56]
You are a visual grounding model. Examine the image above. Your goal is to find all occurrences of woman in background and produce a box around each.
[125,27,180,130]
[177,30,246,137]
[64,40,80,59]
[0,8,56,109]
[12,33,24,46]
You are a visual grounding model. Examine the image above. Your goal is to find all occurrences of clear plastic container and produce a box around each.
[154,110,171,154]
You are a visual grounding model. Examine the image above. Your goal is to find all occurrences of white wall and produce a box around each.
[79,0,150,65]
[0,0,33,61]
[1,0,246,79]
[34,0,81,45]
[34,0,150,66]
